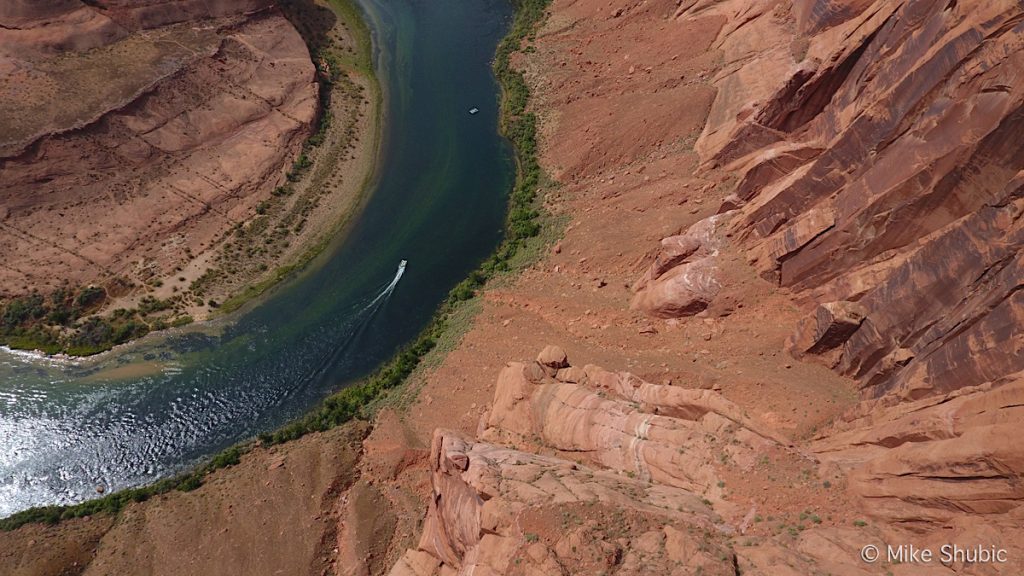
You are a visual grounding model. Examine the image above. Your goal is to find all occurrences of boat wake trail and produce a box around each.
[0,261,410,518]
[292,260,408,387]
[369,259,407,308]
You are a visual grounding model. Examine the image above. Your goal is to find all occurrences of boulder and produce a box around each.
[630,257,720,318]
[787,300,868,363]
[536,345,569,372]
[631,215,730,319]
[649,234,702,279]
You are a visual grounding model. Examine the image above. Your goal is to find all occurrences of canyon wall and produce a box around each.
[634,0,1024,403]
[392,0,1024,573]
[0,0,316,296]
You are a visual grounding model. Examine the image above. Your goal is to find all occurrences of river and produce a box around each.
[0,0,515,518]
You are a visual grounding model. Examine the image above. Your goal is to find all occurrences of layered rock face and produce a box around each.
[631,0,1024,402]
[390,348,768,575]
[0,0,316,295]
[390,429,736,576]
[814,376,1024,528]
[389,353,704,575]
[392,350,1024,575]
[481,350,785,498]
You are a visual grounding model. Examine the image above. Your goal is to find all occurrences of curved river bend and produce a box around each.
[0,0,514,518]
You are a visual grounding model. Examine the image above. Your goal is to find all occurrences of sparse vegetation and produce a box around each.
[189,0,380,317]
[260,0,554,444]
[0,285,188,356]
[0,442,253,531]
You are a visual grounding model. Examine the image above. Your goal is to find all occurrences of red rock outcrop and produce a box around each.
[394,429,944,576]
[814,375,1024,526]
[630,0,1024,402]
[0,0,316,296]
[481,350,786,501]
[631,214,729,318]
[392,349,790,574]
[0,1,126,56]
[393,351,1024,575]
[787,300,868,364]
[390,429,737,576]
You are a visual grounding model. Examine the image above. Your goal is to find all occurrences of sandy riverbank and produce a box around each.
[0,0,381,355]
[8,0,1022,573]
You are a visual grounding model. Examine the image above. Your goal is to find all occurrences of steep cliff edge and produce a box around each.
[392,0,1024,572]
[633,0,1024,403]
[0,0,377,354]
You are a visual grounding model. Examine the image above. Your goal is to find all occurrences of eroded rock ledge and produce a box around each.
[629,0,1024,403]
[0,0,316,302]
[390,348,1024,575]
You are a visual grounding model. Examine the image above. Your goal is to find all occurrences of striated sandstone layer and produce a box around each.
[481,357,786,498]
[3,0,1024,573]
[394,350,1024,575]
[389,428,736,576]
[814,375,1024,527]
[631,0,1024,403]
[0,0,317,301]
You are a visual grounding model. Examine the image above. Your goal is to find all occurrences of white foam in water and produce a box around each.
[0,346,79,368]
[378,260,406,301]
[0,261,411,517]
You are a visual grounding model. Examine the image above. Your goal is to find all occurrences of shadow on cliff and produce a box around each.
[278,0,338,56]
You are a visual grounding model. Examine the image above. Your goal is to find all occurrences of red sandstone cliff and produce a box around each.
[0,0,317,299]
[388,0,1024,573]
[635,0,1024,402]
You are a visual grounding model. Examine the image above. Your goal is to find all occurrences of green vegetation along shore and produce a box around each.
[0,285,190,357]
[0,0,553,531]
[208,0,383,316]
[0,0,381,358]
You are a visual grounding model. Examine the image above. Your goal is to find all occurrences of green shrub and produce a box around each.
[176,475,203,492]
[75,286,106,310]
[210,447,241,468]
[260,0,552,446]
[1,293,46,329]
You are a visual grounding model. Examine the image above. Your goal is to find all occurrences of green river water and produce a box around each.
[0,0,515,518]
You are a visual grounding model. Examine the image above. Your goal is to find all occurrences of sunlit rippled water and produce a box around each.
[0,0,515,518]
[1,272,399,514]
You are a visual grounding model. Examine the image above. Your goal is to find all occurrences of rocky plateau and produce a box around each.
[0,0,316,307]
[1,0,1022,573]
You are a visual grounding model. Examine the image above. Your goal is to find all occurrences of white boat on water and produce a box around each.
[469,107,480,115]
